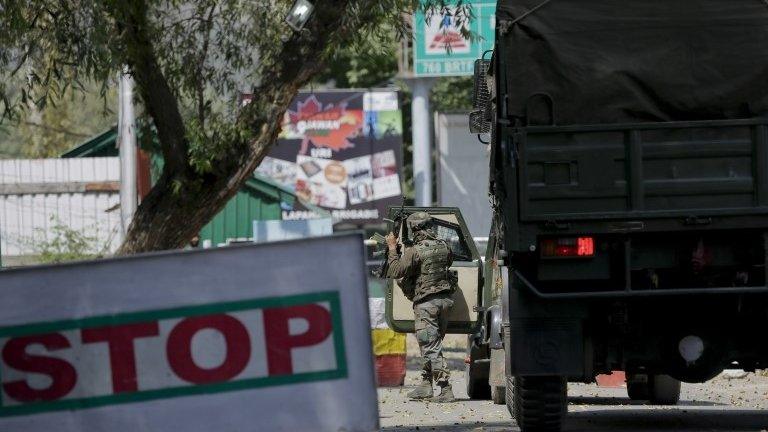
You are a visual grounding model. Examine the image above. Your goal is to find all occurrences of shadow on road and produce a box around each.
[382,409,768,432]
[381,421,511,432]
[569,396,724,407]
[565,408,768,431]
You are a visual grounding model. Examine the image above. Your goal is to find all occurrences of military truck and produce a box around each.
[384,2,768,431]
[465,1,768,431]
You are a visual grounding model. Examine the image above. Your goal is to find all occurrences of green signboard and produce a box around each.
[412,1,496,77]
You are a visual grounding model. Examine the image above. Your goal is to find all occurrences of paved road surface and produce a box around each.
[379,344,768,431]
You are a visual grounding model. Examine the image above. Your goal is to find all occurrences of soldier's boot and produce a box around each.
[430,383,456,403]
[407,378,434,400]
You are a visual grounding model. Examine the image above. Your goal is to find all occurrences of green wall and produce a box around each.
[198,178,294,246]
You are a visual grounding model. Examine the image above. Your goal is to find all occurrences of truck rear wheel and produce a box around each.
[511,376,567,432]
[465,336,491,400]
[466,364,491,399]
[626,374,680,405]
[491,384,506,404]
[649,375,681,405]
[626,378,649,400]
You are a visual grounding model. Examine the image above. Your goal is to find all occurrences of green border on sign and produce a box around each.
[412,1,496,77]
[0,291,347,418]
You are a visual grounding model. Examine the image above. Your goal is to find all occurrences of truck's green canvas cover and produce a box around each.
[497,0,768,125]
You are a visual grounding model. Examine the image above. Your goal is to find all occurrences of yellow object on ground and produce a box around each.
[371,328,406,356]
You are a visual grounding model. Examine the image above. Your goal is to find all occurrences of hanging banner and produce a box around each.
[246,89,404,225]
[0,233,377,432]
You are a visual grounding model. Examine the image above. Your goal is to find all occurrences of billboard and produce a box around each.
[251,90,404,225]
[0,233,378,431]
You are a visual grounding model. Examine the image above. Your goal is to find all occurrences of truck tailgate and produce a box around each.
[517,119,768,222]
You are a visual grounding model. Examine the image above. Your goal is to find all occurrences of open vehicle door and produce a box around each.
[385,207,482,333]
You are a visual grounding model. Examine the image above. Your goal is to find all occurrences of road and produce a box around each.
[379,338,768,432]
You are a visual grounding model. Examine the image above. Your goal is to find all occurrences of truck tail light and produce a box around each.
[541,237,595,258]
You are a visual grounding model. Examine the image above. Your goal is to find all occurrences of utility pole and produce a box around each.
[118,70,137,236]
[408,78,435,207]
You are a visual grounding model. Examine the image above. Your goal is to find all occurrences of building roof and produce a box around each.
[61,126,119,158]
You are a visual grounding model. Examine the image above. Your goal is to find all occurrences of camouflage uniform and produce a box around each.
[387,214,457,390]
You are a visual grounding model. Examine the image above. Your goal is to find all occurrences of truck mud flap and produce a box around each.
[509,318,583,376]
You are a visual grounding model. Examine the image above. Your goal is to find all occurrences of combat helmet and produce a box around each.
[406,211,432,231]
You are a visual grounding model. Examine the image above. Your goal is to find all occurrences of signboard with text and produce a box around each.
[0,234,377,432]
[413,1,496,77]
[245,89,404,225]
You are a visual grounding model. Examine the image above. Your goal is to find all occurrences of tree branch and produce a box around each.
[111,0,190,176]
[195,3,217,128]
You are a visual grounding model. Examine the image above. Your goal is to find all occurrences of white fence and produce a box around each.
[0,158,122,262]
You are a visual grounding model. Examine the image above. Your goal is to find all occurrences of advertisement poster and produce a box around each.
[250,90,404,225]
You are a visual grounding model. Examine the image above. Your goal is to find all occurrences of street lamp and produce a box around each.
[285,0,315,31]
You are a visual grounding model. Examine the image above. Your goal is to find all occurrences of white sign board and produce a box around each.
[0,233,377,432]
[252,218,333,243]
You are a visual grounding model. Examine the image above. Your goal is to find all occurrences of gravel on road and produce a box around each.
[379,336,768,432]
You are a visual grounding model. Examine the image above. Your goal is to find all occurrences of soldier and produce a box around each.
[385,211,457,403]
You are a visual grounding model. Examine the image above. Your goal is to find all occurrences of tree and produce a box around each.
[431,76,473,112]
[18,83,117,158]
[1,1,472,254]
[0,122,23,158]
[314,31,399,89]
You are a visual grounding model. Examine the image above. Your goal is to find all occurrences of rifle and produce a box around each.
[371,197,407,278]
